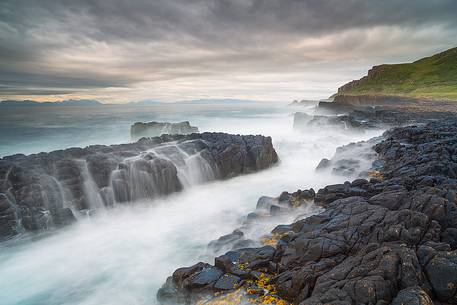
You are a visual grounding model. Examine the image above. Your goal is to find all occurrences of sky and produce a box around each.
[0,0,456,103]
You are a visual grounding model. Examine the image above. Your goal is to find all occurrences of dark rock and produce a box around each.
[0,133,278,239]
[425,250,457,303]
[213,274,243,290]
[130,121,199,139]
[316,158,331,170]
[391,286,434,305]
[159,120,457,305]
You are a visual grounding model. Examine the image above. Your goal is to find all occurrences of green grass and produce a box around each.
[338,47,457,101]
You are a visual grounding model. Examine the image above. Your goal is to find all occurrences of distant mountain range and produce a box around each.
[0,99,104,107]
[336,47,457,101]
[0,98,260,107]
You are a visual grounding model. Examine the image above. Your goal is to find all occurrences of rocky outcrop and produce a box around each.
[158,120,457,305]
[332,94,423,107]
[299,106,457,132]
[293,112,365,130]
[0,133,278,239]
[130,121,199,139]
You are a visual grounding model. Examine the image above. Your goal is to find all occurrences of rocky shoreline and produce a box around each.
[157,118,457,304]
[0,132,278,239]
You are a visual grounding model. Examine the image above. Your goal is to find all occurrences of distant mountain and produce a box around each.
[174,98,260,105]
[0,99,104,107]
[0,98,260,107]
[336,47,457,101]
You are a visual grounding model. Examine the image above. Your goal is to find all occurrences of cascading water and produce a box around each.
[150,142,217,187]
[108,141,217,204]
[0,103,386,305]
[78,160,106,211]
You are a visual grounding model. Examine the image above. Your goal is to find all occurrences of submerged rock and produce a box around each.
[130,121,198,139]
[0,132,278,239]
[158,120,457,305]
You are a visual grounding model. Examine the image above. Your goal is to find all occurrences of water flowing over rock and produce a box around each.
[158,120,457,305]
[130,121,199,140]
[0,132,278,239]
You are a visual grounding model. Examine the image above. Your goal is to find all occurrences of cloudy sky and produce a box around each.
[1,0,456,103]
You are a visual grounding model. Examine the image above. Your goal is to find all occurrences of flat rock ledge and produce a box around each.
[0,132,278,239]
[130,121,199,139]
[158,120,457,305]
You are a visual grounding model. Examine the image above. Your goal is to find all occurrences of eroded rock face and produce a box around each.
[158,121,457,305]
[130,121,199,140]
[0,133,278,239]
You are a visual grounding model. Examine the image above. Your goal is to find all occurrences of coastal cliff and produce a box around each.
[334,47,457,103]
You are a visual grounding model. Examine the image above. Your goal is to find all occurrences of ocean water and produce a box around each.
[0,103,384,305]
[0,104,284,157]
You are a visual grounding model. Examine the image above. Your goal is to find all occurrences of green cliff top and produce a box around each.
[336,47,457,101]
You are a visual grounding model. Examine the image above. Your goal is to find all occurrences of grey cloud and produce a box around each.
[0,0,456,100]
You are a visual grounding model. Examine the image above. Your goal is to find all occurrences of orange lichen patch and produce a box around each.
[257,295,288,305]
[260,233,285,247]
[246,273,289,305]
[367,170,384,181]
[197,272,289,305]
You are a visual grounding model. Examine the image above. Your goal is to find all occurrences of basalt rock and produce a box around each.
[158,120,457,305]
[130,121,199,140]
[0,133,278,239]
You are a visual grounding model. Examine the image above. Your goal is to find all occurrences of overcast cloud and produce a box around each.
[1,0,456,102]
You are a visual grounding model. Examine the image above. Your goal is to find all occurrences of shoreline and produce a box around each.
[158,109,457,305]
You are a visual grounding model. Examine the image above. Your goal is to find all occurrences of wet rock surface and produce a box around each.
[295,104,457,132]
[158,120,457,305]
[0,133,278,239]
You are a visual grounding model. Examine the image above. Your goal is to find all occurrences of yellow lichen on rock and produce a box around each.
[260,233,285,247]
[367,170,384,181]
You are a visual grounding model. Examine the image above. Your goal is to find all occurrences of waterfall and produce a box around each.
[151,142,216,187]
[77,160,106,211]
[108,140,216,204]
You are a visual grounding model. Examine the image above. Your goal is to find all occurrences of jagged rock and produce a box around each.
[130,121,198,139]
[0,133,278,239]
[158,120,457,305]
[391,286,434,305]
[424,250,457,303]
[293,112,362,130]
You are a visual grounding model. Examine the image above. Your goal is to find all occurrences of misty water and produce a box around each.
[0,103,384,305]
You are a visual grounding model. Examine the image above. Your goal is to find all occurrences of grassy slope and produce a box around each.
[338,47,457,101]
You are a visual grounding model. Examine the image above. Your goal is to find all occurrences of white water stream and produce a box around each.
[0,104,384,305]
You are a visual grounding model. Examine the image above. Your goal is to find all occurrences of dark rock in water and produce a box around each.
[205,188,316,256]
[293,112,363,130]
[256,196,276,210]
[315,137,380,179]
[158,120,457,305]
[0,132,278,239]
[130,121,198,139]
[315,158,331,171]
[207,230,245,253]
